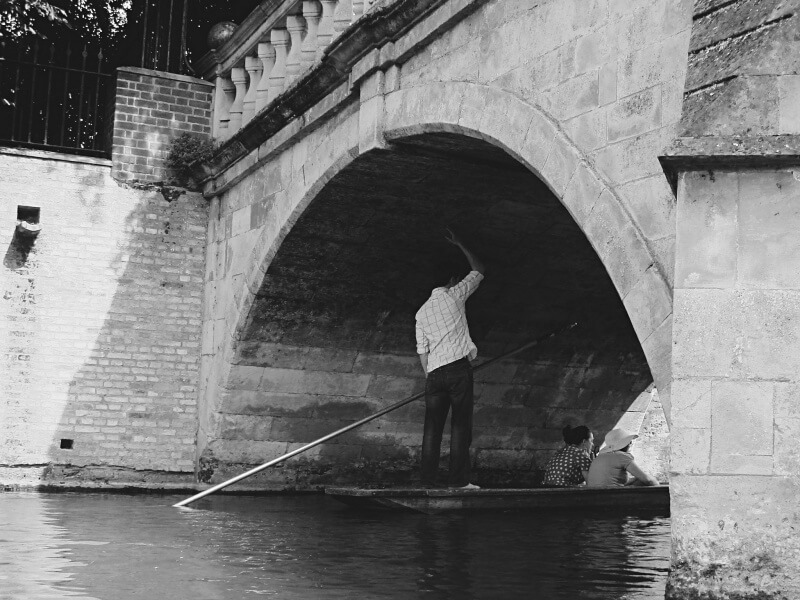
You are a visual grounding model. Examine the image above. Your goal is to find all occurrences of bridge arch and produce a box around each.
[233,82,672,403]
[382,81,672,394]
[205,82,673,485]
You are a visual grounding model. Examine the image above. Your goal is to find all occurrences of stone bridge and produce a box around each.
[191,0,800,596]
[2,0,797,597]
[197,0,679,485]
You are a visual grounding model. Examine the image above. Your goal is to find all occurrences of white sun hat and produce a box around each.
[598,428,638,454]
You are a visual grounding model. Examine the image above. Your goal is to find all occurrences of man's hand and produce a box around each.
[445,227,461,247]
[445,227,485,275]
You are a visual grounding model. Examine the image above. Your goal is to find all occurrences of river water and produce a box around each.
[0,492,670,599]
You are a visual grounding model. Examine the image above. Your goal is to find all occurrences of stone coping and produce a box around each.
[192,0,489,189]
[660,135,800,176]
[0,145,112,167]
[117,66,214,87]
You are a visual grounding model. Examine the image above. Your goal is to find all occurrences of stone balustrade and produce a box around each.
[208,0,378,140]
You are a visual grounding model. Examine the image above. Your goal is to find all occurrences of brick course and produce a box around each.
[112,67,213,184]
[0,148,206,487]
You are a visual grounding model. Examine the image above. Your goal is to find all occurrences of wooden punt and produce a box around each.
[325,485,670,515]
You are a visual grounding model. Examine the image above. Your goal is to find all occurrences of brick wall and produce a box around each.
[0,148,207,487]
[112,67,213,184]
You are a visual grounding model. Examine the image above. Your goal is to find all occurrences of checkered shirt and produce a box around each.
[415,270,483,373]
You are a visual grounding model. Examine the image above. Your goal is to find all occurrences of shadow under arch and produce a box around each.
[380,82,672,405]
[225,82,673,419]
[205,92,669,485]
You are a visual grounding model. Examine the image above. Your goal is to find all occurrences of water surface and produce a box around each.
[0,492,669,599]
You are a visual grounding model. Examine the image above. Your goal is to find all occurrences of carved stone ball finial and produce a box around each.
[207,21,238,50]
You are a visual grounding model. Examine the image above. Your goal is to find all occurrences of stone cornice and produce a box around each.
[192,0,489,191]
[659,135,800,190]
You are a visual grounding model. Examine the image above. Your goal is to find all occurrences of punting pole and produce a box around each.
[173,322,578,507]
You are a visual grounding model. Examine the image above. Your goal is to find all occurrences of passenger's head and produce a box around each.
[598,428,639,454]
[562,425,593,446]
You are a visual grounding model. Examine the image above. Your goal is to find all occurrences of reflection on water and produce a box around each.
[0,492,669,599]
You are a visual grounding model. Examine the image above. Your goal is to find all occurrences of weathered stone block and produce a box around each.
[617,47,664,99]
[303,347,358,372]
[573,26,618,77]
[774,382,800,419]
[639,315,671,396]
[366,375,425,401]
[711,380,774,473]
[258,367,372,397]
[561,160,603,226]
[582,189,654,298]
[672,289,741,379]
[592,129,664,185]
[539,136,579,197]
[778,75,800,134]
[669,473,800,599]
[616,174,675,242]
[219,414,274,441]
[457,84,493,133]
[774,416,800,477]
[358,90,386,154]
[353,352,419,378]
[221,390,318,416]
[209,440,289,464]
[476,18,530,83]
[564,109,607,152]
[598,62,617,107]
[522,112,558,173]
[231,205,252,237]
[607,86,662,142]
[671,379,712,429]
[670,427,710,474]
[269,415,354,443]
[493,49,561,99]
[478,94,533,159]
[225,365,265,393]
[474,382,530,406]
[623,266,672,345]
[541,71,599,121]
[738,170,800,290]
[476,447,533,471]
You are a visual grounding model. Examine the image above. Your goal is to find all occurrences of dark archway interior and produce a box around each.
[229,133,653,485]
[242,133,643,366]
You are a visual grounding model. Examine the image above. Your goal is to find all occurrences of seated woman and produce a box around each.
[586,428,659,487]
[542,425,594,487]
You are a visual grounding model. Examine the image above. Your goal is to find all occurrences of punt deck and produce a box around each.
[325,485,670,514]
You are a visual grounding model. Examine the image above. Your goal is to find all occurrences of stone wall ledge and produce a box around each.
[117,66,214,88]
[194,0,490,193]
[661,135,800,172]
[0,146,112,167]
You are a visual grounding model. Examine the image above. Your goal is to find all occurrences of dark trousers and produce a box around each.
[421,357,474,487]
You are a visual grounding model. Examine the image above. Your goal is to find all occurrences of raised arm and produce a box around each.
[446,228,485,275]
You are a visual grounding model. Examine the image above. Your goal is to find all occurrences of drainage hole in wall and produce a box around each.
[60,439,74,449]
[17,206,41,224]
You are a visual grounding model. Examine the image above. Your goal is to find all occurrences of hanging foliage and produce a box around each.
[0,0,132,45]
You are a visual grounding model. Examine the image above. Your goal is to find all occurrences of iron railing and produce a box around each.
[129,0,191,74]
[0,40,114,157]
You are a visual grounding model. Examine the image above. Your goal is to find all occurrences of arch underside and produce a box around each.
[223,132,655,486]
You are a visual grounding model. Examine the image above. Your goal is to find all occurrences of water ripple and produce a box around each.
[0,492,670,600]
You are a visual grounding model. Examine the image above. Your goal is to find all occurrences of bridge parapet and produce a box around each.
[196,0,380,141]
